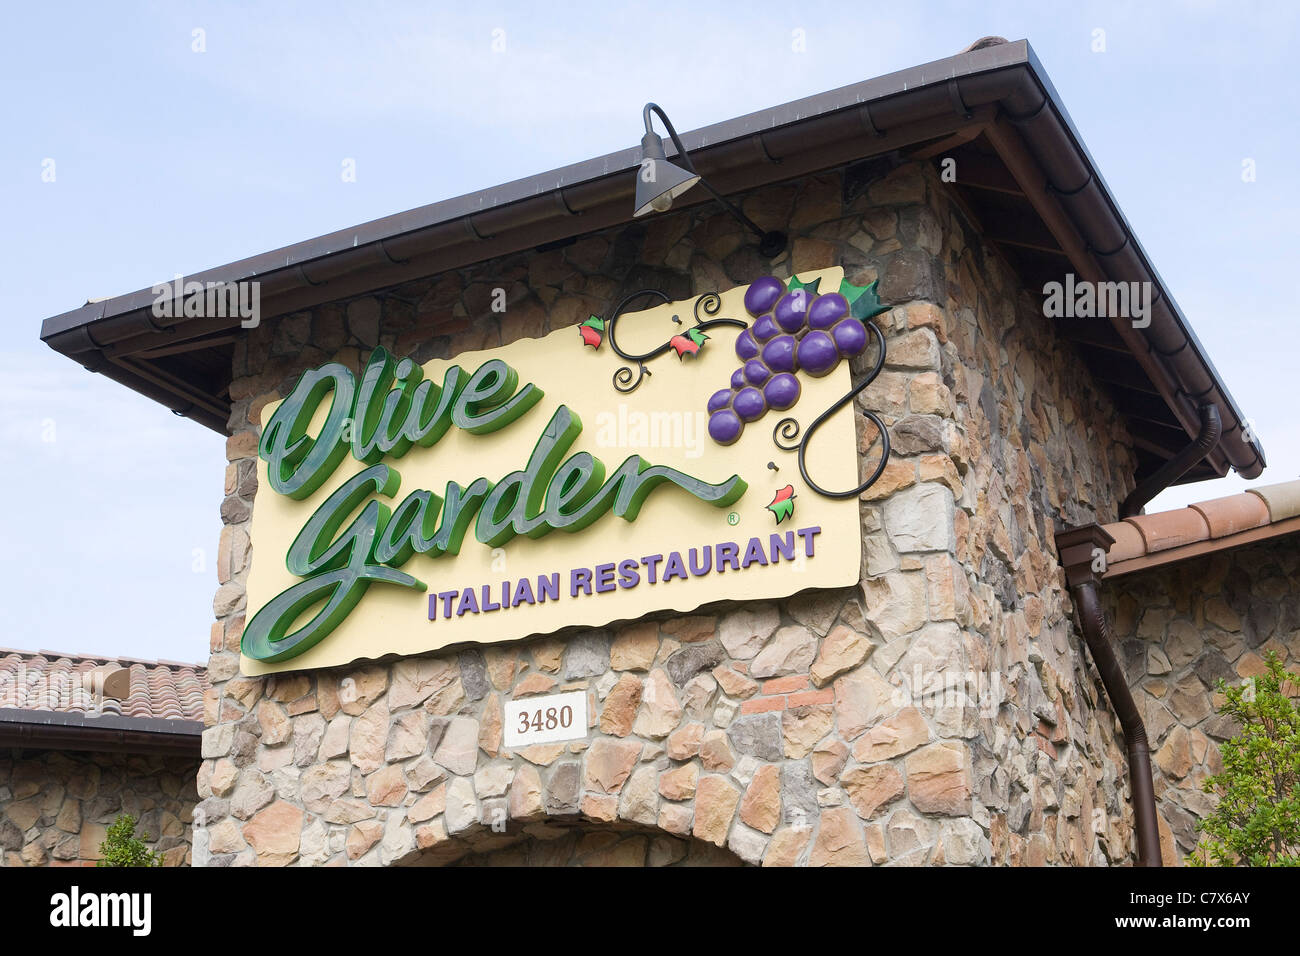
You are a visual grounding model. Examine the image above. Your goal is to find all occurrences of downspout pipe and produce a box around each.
[1056,524,1162,866]
[1120,404,1221,518]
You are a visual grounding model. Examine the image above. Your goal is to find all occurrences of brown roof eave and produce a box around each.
[37,39,1264,480]
[1103,514,1300,579]
[0,707,203,757]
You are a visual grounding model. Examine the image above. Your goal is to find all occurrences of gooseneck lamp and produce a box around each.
[634,103,787,258]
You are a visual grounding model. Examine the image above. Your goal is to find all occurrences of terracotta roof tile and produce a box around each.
[1106,521,1147,563]
[1247,480,1300,522]
[1125,508,1210,554]
[1190,493,1270,539]
[0,648,206,722]
[1100,478,1300,568]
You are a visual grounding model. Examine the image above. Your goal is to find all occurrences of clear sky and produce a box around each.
[2,1,1296,664]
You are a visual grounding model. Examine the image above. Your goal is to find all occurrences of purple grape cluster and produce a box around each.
[707,276,869,445]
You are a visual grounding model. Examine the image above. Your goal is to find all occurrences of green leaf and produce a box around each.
[581,315,605,332]
[787,274,821,298]
[766,484,796,524]
[1187,651,1300,866]
[97,813,161,867]
[686,328,709,346]
[839,277,889,321]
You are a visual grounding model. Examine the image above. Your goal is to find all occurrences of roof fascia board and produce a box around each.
[0,708,202,756]
[0,707,203,737]
[1015,45,1263,476]
[36,39,1262,479]
[1102,514,1300,579]
[40,41,1031,342]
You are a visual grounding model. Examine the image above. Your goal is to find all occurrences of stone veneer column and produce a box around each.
[196,160,1136,865]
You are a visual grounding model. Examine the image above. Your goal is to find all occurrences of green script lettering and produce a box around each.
[243,350,747,663]
[260,348,541,499]
[241,464,424,663]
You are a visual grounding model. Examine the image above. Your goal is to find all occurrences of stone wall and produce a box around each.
[0,749,197,866]
[905,162,1142,865]
[440,822,744,867]
[199,157,1140,866]
[1102,534,1300,864]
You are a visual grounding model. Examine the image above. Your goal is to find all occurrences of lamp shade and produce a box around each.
[633,156,700,217]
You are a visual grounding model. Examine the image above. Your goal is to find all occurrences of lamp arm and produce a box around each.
[642,103,770,243]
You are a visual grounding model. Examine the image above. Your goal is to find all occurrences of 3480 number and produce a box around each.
[517,705,574,735]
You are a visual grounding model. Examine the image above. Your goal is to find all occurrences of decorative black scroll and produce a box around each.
[771,319,891,499]
[607,290,748,394]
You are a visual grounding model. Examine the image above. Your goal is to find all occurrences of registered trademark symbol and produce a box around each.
[727,512,739,526]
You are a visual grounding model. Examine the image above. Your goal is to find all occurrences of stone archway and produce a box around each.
[395,818,747,867]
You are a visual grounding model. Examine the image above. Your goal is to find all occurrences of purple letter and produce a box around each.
[641,554,663,584]
[618,559,641,588]
[571,567,593,597]
[716,541,741,572]
[797,526,821,557]
[439,590,458,618]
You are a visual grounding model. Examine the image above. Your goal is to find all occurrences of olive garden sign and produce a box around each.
[242,267,871,675]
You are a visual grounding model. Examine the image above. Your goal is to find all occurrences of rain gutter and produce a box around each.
[1121,405,1221,518]
[38,39,1264,481]
[0,707,203,757]
[1056,524,1163,866]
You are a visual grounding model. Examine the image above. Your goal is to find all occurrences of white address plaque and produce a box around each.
[503,690,589,749]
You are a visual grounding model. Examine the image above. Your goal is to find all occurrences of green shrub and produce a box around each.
[96,813,160,867]
[1187,652,1300,866]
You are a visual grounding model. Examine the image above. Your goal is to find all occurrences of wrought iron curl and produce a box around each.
[613,365,648,393]
[772,417,801,451]
[693,291,723,322]
[605,288,746,395]
[771,318,892,499]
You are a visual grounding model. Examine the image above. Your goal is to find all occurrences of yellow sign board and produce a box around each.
[243,268,864,675]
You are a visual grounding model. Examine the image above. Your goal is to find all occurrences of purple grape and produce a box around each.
[734,329,759,361]
[744,276,784,317]
[743,359,771,387]
[831,318,868,357]
[764,373,801,411]
[762,334,798,373]
[809,293,849,330]
[773,291,810,333]
[796,330,839,376]
[708,409,744,445]
[751,313,779,342]
[730,367,745,389]
[733,386,767,422]
[708,388,733,414]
